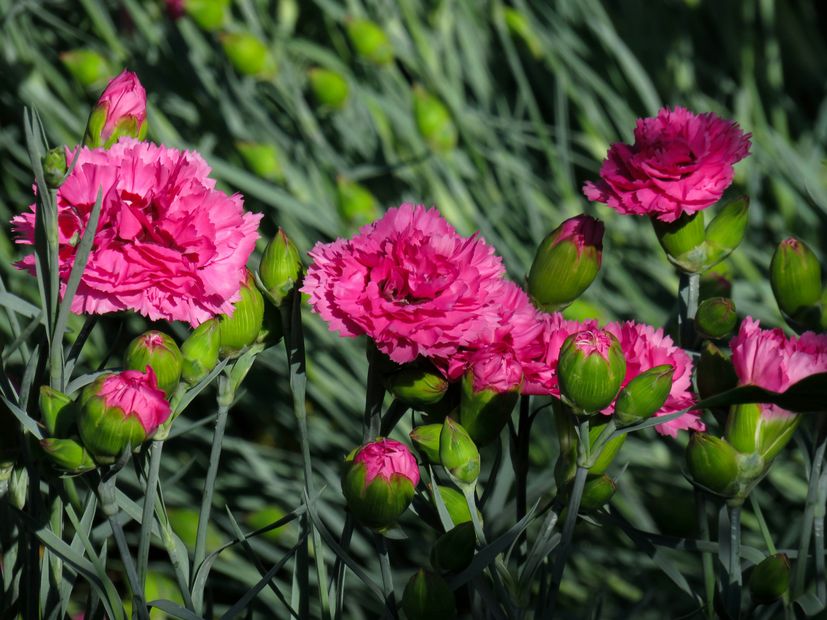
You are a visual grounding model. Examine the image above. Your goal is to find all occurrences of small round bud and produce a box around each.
[558,329,626,413]
[614,364,674,426]
[686,433,740,497]
[259,229,303,307]
[413,87,457,153]
[346,19,394,65]
[387,366,448,408]
[308,68,349,109]
[749,553,790,605]
[42,147,68,189]
[402,569,457,620]
[218,269,266,357]
[124,331,183,396]
[579,474,617,512]
[60,49,113,89]
[184,0,230,31]
[181,319,221,385]
[770,237,822,326]
[221,32,277,78]
[430,522,475,572]
[695,297,737,340]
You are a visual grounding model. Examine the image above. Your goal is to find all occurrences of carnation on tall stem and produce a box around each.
[12,138,262,326]
[583,106,751,222]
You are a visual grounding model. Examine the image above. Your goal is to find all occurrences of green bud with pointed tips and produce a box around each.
[39,386,77,438]
[42,147,67,189]
[40,438,97,474]
[705,195,749,267]
[770,237,822,328]
[259,228,303,307]
[686,433,739,497]
[614,364,674,426]
[439,418,480,485]
[218,270,265,357]
[181,319,221,385]
[579,474,616,512]
[387,366,448,408]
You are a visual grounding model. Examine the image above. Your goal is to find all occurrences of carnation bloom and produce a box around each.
[353,438,420,486]
[302,204,506,364]
[97,368,171,434]
[604,321,701,436]
[729,317,827,418]
[583,106,751,222]
[12,138,262,326]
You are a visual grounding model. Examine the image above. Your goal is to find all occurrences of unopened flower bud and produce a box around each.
[770,237,822,325]
[431,485,475,526]
[749,553,790,605]
[579,474,616,512]
[181,319,221,385]
[10,467,28,510]
[60,49,113,89]
[726,403,801,464]
[346,19,394,65]
[705,196,749,267]
[459,372,518,446]
[438,418,480,485]
[341,438,419,530]
[402,569,457,620]
[77,369,171,463]
[42,147,68,189]
[614,364,674,426]
[695,297,737,340]
[558,329,626,413]
[413,87,457,153]
[696,342,737,402]
[503,7,543,58]
[221,32,277,78]
[308,68,349,109]
[652,212,706,273]
[183,0,230,31]
[387,366,449,408]
[83,70,147,149]
[430,522,475,572]
[586,418,627,475]
[236,142,284,183]
[218,270,266,357]
[686,433,739,497]
[336,177,381,229]
[39,386,77,437]
[259,229,303,307]
[528,215,604,312]
[40,438,96,474]
[124,331,183,396]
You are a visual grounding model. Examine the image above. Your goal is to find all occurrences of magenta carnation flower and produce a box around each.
[12,138,262,326]
[583,106,751,222]
[97,368,171,434]
[605,321,701,436]
[729,317,827,418]
[302,204,506,364]
[353,438,420,486]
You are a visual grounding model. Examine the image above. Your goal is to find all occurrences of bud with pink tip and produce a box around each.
[83,70,148,149]
[557,329,626,413]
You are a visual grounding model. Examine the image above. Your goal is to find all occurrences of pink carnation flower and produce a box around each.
[302,204,506,365]
[353,438,420,486]
[95,70,147,143]
[98,368,171,434]
[12,138,262,326]
[605,321,702,436]
[583,106,751,222]
[729,317,827,418]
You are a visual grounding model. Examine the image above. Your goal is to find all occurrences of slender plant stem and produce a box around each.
[696,490,715,620]
[793,418,827,598]
[362,345,385,442]
[677,271,700,349]
[332,516,355,620]
[137,440,164,589]
[515,395,531,523]
[375,534,397,618]
[110,514,149,620]
[726,503,742,619]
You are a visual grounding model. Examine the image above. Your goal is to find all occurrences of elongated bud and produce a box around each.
[413,87,457,153]
[124,331,183,396]
[438,418,480,485]
[705,196,749,267]
[387,366,448,408]
[181,319,221,385]
[430,522,475,572]
[686,433,739,497]
[579,474,616,512]
[83,70,147,149]
[770,238,822,327]
[308,68,349,109]
[39,386,77,437]
[40,438,97,474]
[346,19,394,65]
[696,342,738,401]
[586,419,627,475]
[558,329,626,413]
[341,438,419,530]
[410,424,443,463]
[503,7,543,58]
[336,177,381,229]
[218,269,266,357]
[42,147,68,189]
[183,0,230,31]
[695,297,737,340]
[260,229,303,306]
[221,32,277,78]
[614,364,674,426]
[726,403,801,464]
[459,372,518,446]
[77,369,171,463]
[749,553,790,605]
[431,485,476,526]
[236,142,284,183]
[402,569,457,620]
[528,215,604,312]
[651,211,706,273]
[60,49,113,89]
[10,467,28,510]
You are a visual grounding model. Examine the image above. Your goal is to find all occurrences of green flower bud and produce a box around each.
[402,569,457,620]
[558,329,626,413]
[586,419,627,475]
[503,7,543,58]
[184,0,230,32]
[749,553,790,605]
[614,364,674,426]
[431,485,475,526]
[413,87,457,153]
[686,433,740,497]
[221,32,277,78]
[60,49,113,89]
[770,237,823,327]
[218,270,266,357]
[458,372,518,446]
[336,177,381,229]
[528,215,604,312]
[705,195,749,267]
[10,466,28,510]
[260,229,303,306]
[387,366,449,408]
[579,474,616,512]
[439,418,480,485]
[124,331,183,396]
[42,147,68,189]
[181,319,221,385]
[652,211,706,273]
[346,19,394,65]
[236,142,284,183]
[410,424,443,463]
[308,68,349,109]
[695,297,737,340]
[39,386,77,438]
[725,403,801,464]
[430,522,475,572]
[40,438,96,474]
[696,342,737,402]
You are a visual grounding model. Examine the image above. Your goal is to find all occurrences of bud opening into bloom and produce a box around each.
[124,331,183,397]
[770,237,822,328]
[558,329,626,413]
[259,229,303,307]
[218,269,266,357]
[694,297,737,340]
[402,569,457,620]
[686,433,740,497]
[83,70,147,149]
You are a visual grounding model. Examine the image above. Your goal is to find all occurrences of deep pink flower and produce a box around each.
[92,70,147,144]
[605,321,701,436]
[583,107,751,222]
[98,368,171,434]
[729,317,827,418]
[12,138,262,326]
[353,438,420,486]
[302,204,506,364]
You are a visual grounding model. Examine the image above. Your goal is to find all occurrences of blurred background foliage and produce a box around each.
[0,0,825,617]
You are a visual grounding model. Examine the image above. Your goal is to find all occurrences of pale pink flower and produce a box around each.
[12,138,262,326]
[93,70,147,144]
[729,317,827,418]
[302,204,506,364]
[584,107,751,222]
[353,438,420,486]
[97,368,171,434]
[605,321,701,436]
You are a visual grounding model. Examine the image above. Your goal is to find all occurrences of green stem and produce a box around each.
[375,534,397,618]
[137,440,164,589]
[515,395,531,522]
[110,514,149,620]
[696,490,715,620]
[793,419,827,598]
[331,517,355,620]
[726,503,742,619]
[677,272,700,349]
[362,345,385,442]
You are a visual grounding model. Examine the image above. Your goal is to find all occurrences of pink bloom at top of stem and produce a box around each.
[583,106,751,222]
[98,368,171,434]
[96,70,147,142]
[354,438,420,486]
[11,138,262,326]
[554,215,604,256]
[729,316,827,417]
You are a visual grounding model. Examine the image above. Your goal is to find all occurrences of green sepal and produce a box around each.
[651,211,706,273]
[39,386,77,438]
[614,364,674,426]
[458,373,518,446]
[40,438,97,474]
[181,319,221,385]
